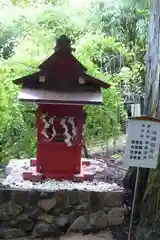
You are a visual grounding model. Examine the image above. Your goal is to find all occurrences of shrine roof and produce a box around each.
[38,35,87,72]
[18,87,102,105]
[14,71,41,85]
[14,71,110,90]
[38,50,87,72]
[13,35,110,105]
[84,73,110,89]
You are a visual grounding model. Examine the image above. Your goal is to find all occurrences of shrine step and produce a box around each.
[73,162,93,181]
[24,158,93,182]
[73,172,93,182]
[30,158,91,167]
[23,172,43,182]
[43,172,74,180]
[23,170,93,182]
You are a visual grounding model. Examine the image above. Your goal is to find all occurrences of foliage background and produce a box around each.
[0,0,149,162]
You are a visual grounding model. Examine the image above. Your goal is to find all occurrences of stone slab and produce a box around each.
[0,232,114,240]
[2,158,124,192]
[60,232,114,240]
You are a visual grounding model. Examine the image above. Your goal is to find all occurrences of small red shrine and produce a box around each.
[14,35,110,182]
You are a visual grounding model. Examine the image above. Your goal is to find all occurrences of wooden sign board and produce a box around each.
[123,116,160,169]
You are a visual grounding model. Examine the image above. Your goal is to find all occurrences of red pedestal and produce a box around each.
[22,158,93,182]
[32,173,44,182]
[23,104,86,181]
[23,172,33,181]
[22,104,95,182]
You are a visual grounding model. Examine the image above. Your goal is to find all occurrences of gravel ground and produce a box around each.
[2,154,126,191]
[1,135,127,191]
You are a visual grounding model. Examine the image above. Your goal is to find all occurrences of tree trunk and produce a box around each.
[136,1,160,239]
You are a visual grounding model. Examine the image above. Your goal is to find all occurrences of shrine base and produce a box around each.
[22,158,93,182]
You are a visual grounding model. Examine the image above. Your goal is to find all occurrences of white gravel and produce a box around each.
[2,159,124,192]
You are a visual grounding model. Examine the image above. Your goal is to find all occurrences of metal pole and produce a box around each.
[128,167,140,240]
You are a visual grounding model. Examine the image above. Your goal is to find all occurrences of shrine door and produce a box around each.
[36,104,84,178]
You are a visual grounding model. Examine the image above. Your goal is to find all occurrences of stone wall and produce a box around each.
[0,188,127,239]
